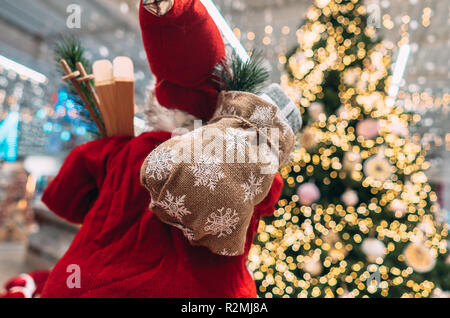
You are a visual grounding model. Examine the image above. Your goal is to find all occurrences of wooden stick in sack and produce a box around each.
[113,57,135,137]
[93,60,118,137]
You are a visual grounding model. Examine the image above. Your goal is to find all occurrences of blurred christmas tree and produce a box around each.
[249,0,449,298]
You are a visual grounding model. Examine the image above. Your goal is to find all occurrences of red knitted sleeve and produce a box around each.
[255,173,284,218]
[244,173,283,253]
[41,137,127,224]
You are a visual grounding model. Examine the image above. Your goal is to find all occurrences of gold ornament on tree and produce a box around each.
[363,152,393,183]
[403,242,437,273]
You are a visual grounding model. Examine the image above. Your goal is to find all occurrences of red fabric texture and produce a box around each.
[30,270,51,296]
[139,0,225,121]
[39,132,283,298]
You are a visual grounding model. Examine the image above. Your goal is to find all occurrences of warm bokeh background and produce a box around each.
[0,0,448,296]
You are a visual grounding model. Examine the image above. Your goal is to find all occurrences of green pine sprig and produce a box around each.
[214,50,270,94]
[53,36,104,135]
[54,36,91,72]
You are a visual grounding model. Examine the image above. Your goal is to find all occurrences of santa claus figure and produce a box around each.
[2,0,299,298]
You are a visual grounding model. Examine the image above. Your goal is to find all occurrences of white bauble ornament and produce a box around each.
[339,290,355,298]
[343,151,362,171]
[389,199,407,217]
[361,238,386,262]
[343,67,361,87]
[417,220,435,236]
[341,189,359,206]
[403,242,436,273]
[308,102,325,121]
[336,105,348,118]
[303,259,323,276]
[388,117,408,136]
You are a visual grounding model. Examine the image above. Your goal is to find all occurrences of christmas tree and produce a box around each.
[249,0,449,298]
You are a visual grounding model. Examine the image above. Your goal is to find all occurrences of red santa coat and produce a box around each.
[40,132,283,297]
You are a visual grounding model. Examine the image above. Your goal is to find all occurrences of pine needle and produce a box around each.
[214,50,270,94]
[53,36,104,134]
[54,36,92,96]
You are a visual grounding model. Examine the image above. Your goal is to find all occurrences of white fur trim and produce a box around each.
[141,86,198,133]
[10,274,36,298]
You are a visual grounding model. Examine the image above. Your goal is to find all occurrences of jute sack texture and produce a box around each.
[140,91,295,255]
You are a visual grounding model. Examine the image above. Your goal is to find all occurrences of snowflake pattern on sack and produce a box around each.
[219,248,239,256]
[223,128,249,157]
[189,155,225,191]
[219,105,237,116]
[249,106,273,127]
[145,148,174,181]
[204,207,240,238]
[241,172,264,203]
[156,190,191,221]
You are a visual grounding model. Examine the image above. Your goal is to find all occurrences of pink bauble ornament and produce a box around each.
[297,183,320,205]
[356,119,379,139]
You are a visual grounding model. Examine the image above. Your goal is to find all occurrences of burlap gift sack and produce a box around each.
[140,91,295,256]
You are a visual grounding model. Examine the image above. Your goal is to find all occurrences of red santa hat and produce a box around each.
[140,0,225,121]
